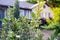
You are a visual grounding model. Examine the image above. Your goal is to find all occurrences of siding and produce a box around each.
[20,9,32,19]
[32,4,53,19]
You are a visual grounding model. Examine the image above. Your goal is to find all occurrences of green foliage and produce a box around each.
[47,34,57,40]
[27,0,45,4]
[0,0,44,40]
[27,0,37,4]
[48,0,60,7]
[31,12,35,19]
[27,0,60,7]
[42,7,60,40]
[0,8,43,40]
[14,0,20,18]
[27,0,60,40]
[30,1,45,28]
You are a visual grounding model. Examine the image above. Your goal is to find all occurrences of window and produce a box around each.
[20,9,32,19]
[25,10,31,19]
[29,11,32,19]
[40,12,46,18]
[0,9,4,19]
[20,10,24,16]
[0,9,4,27]
[25,10,29,18]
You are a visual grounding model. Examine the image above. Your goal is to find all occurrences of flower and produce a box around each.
[8,31,13,34]
[16,35,20,38]
[2,23,4,25]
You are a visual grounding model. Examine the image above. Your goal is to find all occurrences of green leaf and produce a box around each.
[31,12,35,18]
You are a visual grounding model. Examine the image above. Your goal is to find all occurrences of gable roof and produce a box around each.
[0,0,34,9]
[20,1,34,9]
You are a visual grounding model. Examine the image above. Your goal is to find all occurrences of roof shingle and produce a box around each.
[0,0,34,9]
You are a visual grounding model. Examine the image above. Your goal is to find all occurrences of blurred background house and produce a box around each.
[0,0,34,19]
[0,0,54,27]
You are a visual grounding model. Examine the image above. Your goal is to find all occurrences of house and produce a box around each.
[0,0,35,27]
[0,0,53,26]
[31,2,53,19]
[20,1,34,19]
[0,0,35,19]
[31,2,53,25]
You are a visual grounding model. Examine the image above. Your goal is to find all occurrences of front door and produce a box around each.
[0,9,4,27]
